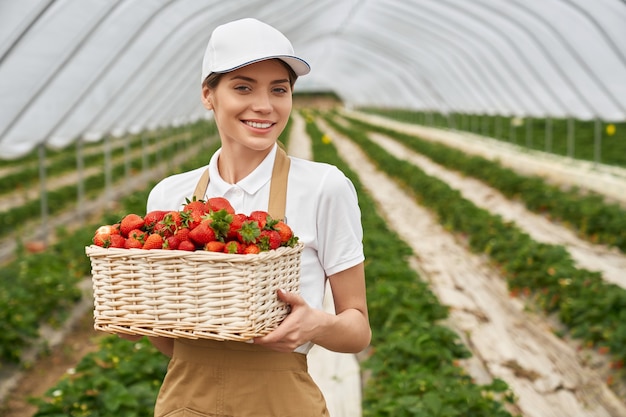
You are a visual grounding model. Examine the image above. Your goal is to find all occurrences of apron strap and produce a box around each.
[267,146,290,221]
[192,168,210,202]
[192,145,290,221]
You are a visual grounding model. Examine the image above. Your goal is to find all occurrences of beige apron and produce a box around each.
[154,146,330,417]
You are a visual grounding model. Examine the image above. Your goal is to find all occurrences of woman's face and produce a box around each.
[202,59,293,152]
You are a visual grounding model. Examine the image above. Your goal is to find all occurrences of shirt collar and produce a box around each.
[208,144,278,195]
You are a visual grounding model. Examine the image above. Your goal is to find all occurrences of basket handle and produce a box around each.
[192,144,290,221]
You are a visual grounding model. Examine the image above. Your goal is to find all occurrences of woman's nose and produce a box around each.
[251,91,272,113]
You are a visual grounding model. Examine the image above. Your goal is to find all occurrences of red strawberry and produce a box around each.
[236,219,261,244]
[182,198,206,213]
[161,211,183,235]
[273,221,293,245]
[188,220,216,245]
[175,227,191,242]
[125,237,143,249]
[223,240,244,254]
[248,210,272,230]
[258,230,281,251]
[152,221,174,238]
[127,229,146,241]
[206,197,235,214]
[93,233,110,247]
[227,213,247,240]
[143,210,167,231]
[142,233,164,250]
[181,208,203,230]
[164,235,181,250]
[243,243,261,254]
[205,241,226,252]
[109,234,126,248]
[93,225,115,247]
[120,214,145,237]
[178,240,197,251]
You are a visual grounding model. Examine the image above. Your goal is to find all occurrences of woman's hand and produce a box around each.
[254,263,371,354]
[253,289,323,352]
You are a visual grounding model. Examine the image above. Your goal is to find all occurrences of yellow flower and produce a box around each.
[321,134,332,144]
[606,124,616,136]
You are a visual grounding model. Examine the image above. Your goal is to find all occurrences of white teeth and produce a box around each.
[245,121,272,129]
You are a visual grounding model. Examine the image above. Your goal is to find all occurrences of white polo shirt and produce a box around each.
[147,144,365,353]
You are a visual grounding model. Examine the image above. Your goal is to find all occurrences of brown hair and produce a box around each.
[202,59,298,90]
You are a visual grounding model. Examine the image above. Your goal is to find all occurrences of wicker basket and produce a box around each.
[85,243,303,341]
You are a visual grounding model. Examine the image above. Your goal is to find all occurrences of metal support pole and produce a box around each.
[526,117,533,148]
[567,117,575,158]
[510,118,517,144]
[495,116,502,139]
[76,138,85,223]
[545,117,552,153]
[594,118,602,164]
[38,144,48,244]
[104,135,112,209]
[125,134,131,179]
[142,133,148,173]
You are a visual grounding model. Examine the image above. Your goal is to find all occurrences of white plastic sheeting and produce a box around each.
[0,0,625,159]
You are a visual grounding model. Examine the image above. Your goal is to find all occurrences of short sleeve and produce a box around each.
[315,166,364,277]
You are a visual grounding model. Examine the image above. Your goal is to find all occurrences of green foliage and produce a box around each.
[0,234,85,362]
[30,336,168,417]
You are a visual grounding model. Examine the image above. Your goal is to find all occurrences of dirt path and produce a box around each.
[318,117,626,417]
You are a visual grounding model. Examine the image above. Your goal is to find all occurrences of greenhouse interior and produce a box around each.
[1,1,626,416]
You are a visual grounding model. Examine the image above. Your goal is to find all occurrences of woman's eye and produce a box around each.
[273,86,289,94]
[234,85,251,92]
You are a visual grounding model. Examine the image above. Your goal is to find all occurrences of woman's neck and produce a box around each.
[217,143,273,184]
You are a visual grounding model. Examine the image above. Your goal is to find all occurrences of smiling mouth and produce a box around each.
[244,120,273,129]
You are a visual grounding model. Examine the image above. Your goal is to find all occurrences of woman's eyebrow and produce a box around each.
[229,75,289,84]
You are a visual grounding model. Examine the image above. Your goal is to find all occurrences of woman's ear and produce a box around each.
[201,85,213,110]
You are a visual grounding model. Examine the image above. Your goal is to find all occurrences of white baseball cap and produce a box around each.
[201,18,311,83]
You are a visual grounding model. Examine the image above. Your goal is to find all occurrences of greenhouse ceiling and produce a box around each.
[1,0,625,159]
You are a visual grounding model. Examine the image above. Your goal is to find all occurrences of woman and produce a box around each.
[132,18,370,416]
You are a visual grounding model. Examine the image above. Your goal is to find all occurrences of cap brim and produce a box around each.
[210,55,310,77]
